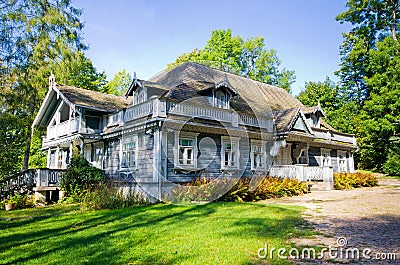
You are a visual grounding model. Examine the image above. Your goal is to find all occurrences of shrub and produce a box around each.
[333,172,378,190]
[383,151,400,176]
[81,182,148,210]
[168,176,309,203]
[59,154,106,199]
[2,194,35,210]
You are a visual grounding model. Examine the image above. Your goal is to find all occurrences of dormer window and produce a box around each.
[214,90,230,109]
[134,88,147,105]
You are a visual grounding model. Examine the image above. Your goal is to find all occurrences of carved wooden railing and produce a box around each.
[269,165,333,183]
[0,168,66,199]
[313,128,356,146]
[124,100,154,122]
[167,101,234,123]
[46,118,77,140]
[124,99,274,131]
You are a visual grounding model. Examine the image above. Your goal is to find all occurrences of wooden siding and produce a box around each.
[308,147,320,167]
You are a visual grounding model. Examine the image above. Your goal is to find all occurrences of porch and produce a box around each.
[269,165,334,190]
[0,168,65,203]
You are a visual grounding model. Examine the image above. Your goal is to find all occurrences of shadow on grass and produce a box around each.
[0,202,303,265]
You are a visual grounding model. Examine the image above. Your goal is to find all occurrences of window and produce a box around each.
[210,90,230,109]
[121,141,137,169]
[134,88,147,105]
[251,140,266,170]
[337,151,347,172]
[321,148,331,167]
[221,137,240,169]
[86,116,100,130]
[179,139,194,165]
[174,132,198,168]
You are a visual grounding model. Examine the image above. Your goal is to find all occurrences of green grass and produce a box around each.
[0,202,313,265]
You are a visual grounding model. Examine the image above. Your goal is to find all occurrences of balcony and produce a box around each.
[313,128,356,146]
[123,98,274,130]
[269,165,333,189]
[46,118,78,141]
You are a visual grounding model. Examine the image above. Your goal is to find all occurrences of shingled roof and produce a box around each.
[57,85,128,112]
[150,62,335,133]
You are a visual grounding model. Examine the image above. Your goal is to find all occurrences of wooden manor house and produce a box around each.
[31,62,356,201]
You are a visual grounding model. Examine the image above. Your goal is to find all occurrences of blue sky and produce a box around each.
[74,0,352,95]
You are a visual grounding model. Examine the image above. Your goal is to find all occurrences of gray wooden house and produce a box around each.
[33,62,356,200]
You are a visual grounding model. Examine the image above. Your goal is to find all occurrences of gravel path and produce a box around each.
[264,176,400,264]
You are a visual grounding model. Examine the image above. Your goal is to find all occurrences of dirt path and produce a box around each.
[264,176,400,264]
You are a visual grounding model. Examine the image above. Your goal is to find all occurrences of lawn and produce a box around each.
[0,202,312,265]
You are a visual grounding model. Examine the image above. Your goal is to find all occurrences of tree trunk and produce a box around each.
[22,95,36,170]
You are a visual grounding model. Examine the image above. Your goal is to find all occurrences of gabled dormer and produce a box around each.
[204,75,238,109]
[125,73,169,106]
[303,104,326,128]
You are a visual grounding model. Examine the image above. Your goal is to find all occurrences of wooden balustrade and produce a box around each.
[124,100,154,122]
[269,165,333,183]
[313,128,355,145]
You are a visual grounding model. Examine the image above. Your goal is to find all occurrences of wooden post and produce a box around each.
[153,124,162,201]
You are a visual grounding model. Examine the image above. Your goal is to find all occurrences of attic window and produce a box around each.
[211,90,230,109]
[134,88,147,105]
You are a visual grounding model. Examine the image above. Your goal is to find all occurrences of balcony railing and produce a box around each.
[167,101,233,123]
[0,168,66,196]
[269,165,333,184]
[46,118,77,141]
[124,100,154,122]
[313,128,356,146]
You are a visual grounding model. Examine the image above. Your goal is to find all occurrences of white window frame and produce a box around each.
[134,86,147,105]
[221,136,240,169]
[121,136,138,170]
[174,132,199,169]
[320,148,331,167]
[251,140,267,170]
[337,150,347,172]
[210,89,230,109]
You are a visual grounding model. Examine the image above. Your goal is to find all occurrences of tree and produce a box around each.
[168,29,296,92]
[102,69,132,96]
[0,0,85,171]
[297,77,357,133]
[336,0,400,107]
[356,36,400,172]
[53,50,107,91]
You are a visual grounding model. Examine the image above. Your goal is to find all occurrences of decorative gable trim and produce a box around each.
[125,72,143,98]
[287,108,314,135]
[215,75,238,96]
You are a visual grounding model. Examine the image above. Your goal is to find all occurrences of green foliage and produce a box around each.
[81,182,148,210]
[53,50,107,91]
[168,176,308,203]
[0,111,26,179]
[383,151,400,176]
[168,29,296,92]
[333,172,378,190]
[59,154,106,198]
[0,0,86,170]
[3,194,35,210]
[102,69,132,95]
[356,37,400,170]
[28,129,47,169]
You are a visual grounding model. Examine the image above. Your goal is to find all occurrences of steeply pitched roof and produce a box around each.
[150,62,343,134]
[149,62,276,117]
[57,85,128,112]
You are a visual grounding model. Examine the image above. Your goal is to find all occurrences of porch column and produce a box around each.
[46,149,51,168]
[348,152,355,173]
[80,138,84,155]
[55,146,60,169]
[153,125,162,201]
